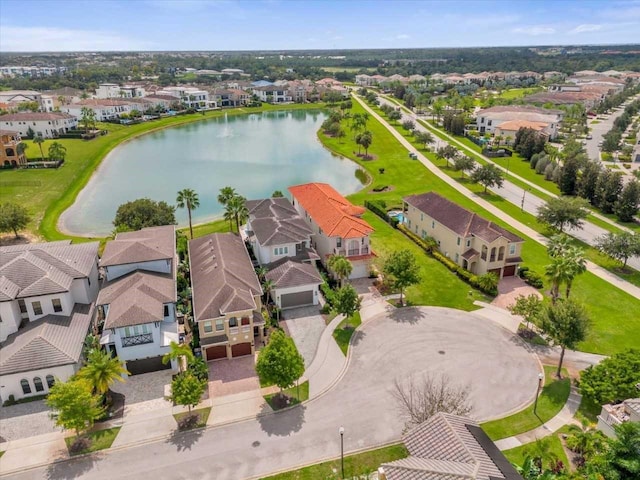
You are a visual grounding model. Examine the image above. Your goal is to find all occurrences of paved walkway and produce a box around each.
[494,386,582,451]
[355,95,640,301]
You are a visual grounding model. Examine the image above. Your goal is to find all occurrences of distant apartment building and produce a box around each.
[155,86,217,109]
[0,112,78,138]
[63,99,137,121]
[0,130,27,167]
[95,83,146,99]
[0,66,66,77]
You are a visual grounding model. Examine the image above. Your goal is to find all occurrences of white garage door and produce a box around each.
[281,290,314,309]
[349,263,369,279]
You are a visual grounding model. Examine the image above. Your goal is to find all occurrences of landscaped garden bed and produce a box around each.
[173,407,211,431]
[65,427,121,456]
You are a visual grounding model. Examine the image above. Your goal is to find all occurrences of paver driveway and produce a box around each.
[281,306,326,367]
[208,355,260,397]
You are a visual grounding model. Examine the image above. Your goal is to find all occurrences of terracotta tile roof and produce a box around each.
[101,225,175,267]
[288,183,373,239]
[462,249,479,260]
[265,259,322,289]
[404,193,523,244]
[495,120,549,132]
[0,303,94,375]
[97,270,176,329]
[189,233,262,321]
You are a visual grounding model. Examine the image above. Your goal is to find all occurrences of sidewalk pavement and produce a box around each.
[472,301,520,334]
[304,313,347,398]
[494,387,582,451]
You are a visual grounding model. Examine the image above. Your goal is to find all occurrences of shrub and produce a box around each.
[319,303,332,314]
[522,269,544,288]
[379,168,385,174]
[320,282,336,307]
[535,157,549,174]
[530,154,540,169]
[372,185,388,192]
[364,200,399,228]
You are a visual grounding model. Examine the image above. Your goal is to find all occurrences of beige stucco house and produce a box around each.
[404,193,524,278]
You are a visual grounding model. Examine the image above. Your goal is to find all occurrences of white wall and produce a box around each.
[24,292,74,321]
[70,261,99,304]
[0,300,22,342]
[257,241,298,265]
[112,321,170,362]
[0,364,76,402]
[105,259,171,281]
[0,117,78,139]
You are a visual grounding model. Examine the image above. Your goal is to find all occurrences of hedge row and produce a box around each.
[517,266,544,288]
[364,200,399,228]
[398,224,498,296]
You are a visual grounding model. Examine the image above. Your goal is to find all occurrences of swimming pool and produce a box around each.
[388,210,406,223]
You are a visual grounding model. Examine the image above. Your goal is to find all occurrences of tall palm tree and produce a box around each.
[262,279,275,305]
[33,135,45,160]
[223,205,235,232]
[176,188,200,239]
[162,341,194,373]
[255,266,268,281]
[328,255,352,288]
[217,186,236,207]
[228,195,248,232]
[547,234,572,259]
[563,247,587,299]
[77,349,129,401]
[545,256,570,304]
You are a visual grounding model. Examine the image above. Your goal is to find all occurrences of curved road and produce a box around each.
[6,307,539,480]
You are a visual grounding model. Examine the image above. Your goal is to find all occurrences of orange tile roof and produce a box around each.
[288,183,373,239]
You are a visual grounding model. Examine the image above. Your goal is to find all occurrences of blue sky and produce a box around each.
[1,0,639,52]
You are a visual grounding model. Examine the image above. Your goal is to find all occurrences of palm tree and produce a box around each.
[223,205,235,232]
[228,195,248,232]
[217,186,237,207]
[563,247,587,299]
[162,341,194,373]
[262,279,275,305]
[176,188,200,239]
[33,135,45,160]
[47,142,67,162]
[328,255,352,288]
[547,234,572,259]
[77,349,129,402]
[16,142,28,156]
[545,256,570,304]
[358,130,373,158]
[255,266,268,281]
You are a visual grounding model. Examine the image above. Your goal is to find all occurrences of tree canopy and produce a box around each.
[46,378,104,437]
[470,164,504,193]
[383,249,421,306]
[536,197,590,233]
[169,371,206,412]
[255,329,304,393]
[113,198,176,231]
[0,203,31,238]
[595,232,640,269]
[579,349,640,406]
[334,284,361,328]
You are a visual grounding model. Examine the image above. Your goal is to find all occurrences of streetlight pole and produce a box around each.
[533,373,544,415]
[520,188,530,212]
[339,426,345,478]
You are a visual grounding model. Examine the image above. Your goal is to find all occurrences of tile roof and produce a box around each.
[101,225,175,267]
[189,233,262,321]
[404,193,523,244]
[0,112,76,121]
[265,259,323,289]
[0,303,94,375]
[288,183,373,239]
[495,120,549,132]
[246,198,313,246]
[0,241,98,300]
[381,413,522,480]
[98,270,175,329]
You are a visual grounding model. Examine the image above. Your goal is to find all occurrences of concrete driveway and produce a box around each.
[0,400,58,442]
[281,305,326,367]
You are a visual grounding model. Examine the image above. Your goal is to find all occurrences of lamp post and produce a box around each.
[521,188,530,212]
[533,372,544,415]
[339,426,345,478]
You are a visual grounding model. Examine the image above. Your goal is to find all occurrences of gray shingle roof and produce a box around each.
[101,225,175,267]
[189,233,262,321]
[97,271,176,329]
[404,193,523,244]
[265,259,322,289]
[0,303,95,375]
[0,241,99,300]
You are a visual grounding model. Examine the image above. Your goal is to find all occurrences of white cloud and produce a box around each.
[396,34,410,40]
[0,26,156,51]
[569,23,602,34]
[511,25,556,35]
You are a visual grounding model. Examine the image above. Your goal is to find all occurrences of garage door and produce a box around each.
[126,356,171,375]
[503,265,517,277]
[488,268,502,277]
[281,290,314,309]
[231,343,252,358]
[205,345,227,361]
[349,263,369,279]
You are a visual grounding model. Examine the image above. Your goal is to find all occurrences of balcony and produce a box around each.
[347,246,369,257]
[122,333,153,347]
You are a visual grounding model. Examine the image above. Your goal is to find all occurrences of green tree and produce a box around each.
[357,130,373,158]
[80,107,97,133]
[32,135,45,159]
[46,379,104,438]
[557,157,580,195]
[227,194,248,232]
[470,163,504,193]
[217,186,237,207]
[401,119,415,131]
[162,341,194,373]
[595,232,640,269]
[453,155,476,178]
[576,161,601,204]
[188,357,209,383]
[271,190,284,198]
[536,197,590,233]
[413,130,435,150]
[77,349,128,399]
[579,349,640,406]
[587,422,640,480]
[334,284,361,328]
[560,246,586,299]
[508,294,543,331]
[255,329,305,394]
[436,144,458,167]
[383,249,421,306]
[388,109,402,124]
[113,198,176,231]
[614,179,640,222]
[47,142,67,162]
[169,372,206,412]
[176,188,200,239]
[0,203,31,238]
[327,254,352,288]
[595,170,623,214]
[540,299,590,377]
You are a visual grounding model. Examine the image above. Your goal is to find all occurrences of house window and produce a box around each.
[229,317,238,328]
[163,305,170,317]
[215,319,224,331]
[241,317,250,326]
[457,237,461,246]
[481,245,488,261]
[408,220,411,228]
[420,213,424,221]
[32,301,43,315]
[421,230,427,240]
[203,321,213,333]
[431,221,435,229]
[509,244,517,255]
[21,379,31,395]
[46,375,55,388]
[336,237,342,248]
[52,298,62,313]
[488,120,493,126]
[18,299,27,314]
[466,239,471,248]
[34,377,44,392]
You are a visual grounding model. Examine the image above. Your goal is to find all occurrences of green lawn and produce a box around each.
[481,366,571,441]
[64,427,121,456]
[173,406,211,429]
[502,434,569,468]
[264,381,309,410]
[182,218,232,239]
[495,87,544,100]
[261,443,408,480]
[333,311,362,355]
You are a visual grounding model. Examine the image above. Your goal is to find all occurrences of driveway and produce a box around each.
[208,356,260,397]
[110,370,173,417]
[492,276,542,310]
[281,305,326,367]
[0,400,58,442]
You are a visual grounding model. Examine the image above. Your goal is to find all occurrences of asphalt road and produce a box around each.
[6,307,539,480]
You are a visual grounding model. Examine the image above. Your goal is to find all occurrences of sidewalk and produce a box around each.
[494,387,582,451]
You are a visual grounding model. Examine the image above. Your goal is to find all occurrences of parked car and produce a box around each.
[586,134,593,140]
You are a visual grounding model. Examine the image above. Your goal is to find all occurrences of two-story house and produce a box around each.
[244,197,323,310]
[597,398,640,439]
[189,233,265,361]
[252,85,292,104]
[475,106,563,140]
[289,183,375,279]
[404,192,524,278]
[0,241,99,401]
[1,129,27,167]
[97,225,179,375]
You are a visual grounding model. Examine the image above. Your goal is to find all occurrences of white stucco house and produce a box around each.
[0,112,78,138]
[0,241,99,402]
[97,225,179,375]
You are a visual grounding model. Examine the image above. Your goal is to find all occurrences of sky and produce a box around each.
[1,0,640,52]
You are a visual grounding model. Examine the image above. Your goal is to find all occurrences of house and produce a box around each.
[597,398,640,438]
[95,83,146,99]
[0,90,42,109]
[63,99,138,121]
[252,85,292,103]
[403,192,524,277]
[97,225,179,375]
[155,86,217,110]
[289,183,375,279]
[188,233,265,361]
[355,74,374,86]
[0,112,78,138]
[0,241,99,401]
[212,88,251,107]
[244,197,322,310]
[378,413,522,480]
[475,106,563,139]
[493,120,550,144]
[0,130,27,167]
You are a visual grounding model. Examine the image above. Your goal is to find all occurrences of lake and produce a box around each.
[60,110,363,236]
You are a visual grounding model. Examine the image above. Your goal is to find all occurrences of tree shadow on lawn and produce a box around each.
[257,402,306,437]
[166,422,205,452]
[45,454,98,480]
[389,307,427,325]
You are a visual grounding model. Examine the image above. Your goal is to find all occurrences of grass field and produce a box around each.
[173,407,211,429]
[333,311,362,356]
[321,66,376,73]
[64,427,121,456]
[502,434,569,469]
[264,381,309,410]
